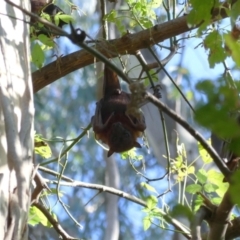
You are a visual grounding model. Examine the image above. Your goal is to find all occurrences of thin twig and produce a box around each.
[45,178,191,238]
[33,202,78,240]
[40,122,91,166]
[146,92,231,179]
[157,110,172,198]
[57,151,82,228]
[148,47,195,113]
[39,167,191,237]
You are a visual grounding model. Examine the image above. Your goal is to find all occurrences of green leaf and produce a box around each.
[211,197,223,205]
[41,12,51,22]
[139,17,153,28]
[229,171,240,205]
[121,148,143,160]
[187,0,214,28]
[145,195,158,209]
[143,216,152,230]
[207,169,224,184]
[230,0,240,22]
[171,204,193,221]
[224,33,240,67]
[195,81,240,139]
[141,182,158,194]
[37,34,55,47]
[28,206,51,227]
[34,135,52,159]
[196,169,207,184]
[104,10,126,34]
[31,43,45,68]
[203,183,218,193]
[207,169,228,197]
[149,69,159,83]
[192,194,204,212]
[186,184,202,194]
[198,141,212,164]
[150,208,163,218]
[204,30,227,68]
[187,166,195,174]
[54,15,60,27]
[148,0,163,8]
[57,14,74,24]
[115,19,127,35]
[103,10,117,21]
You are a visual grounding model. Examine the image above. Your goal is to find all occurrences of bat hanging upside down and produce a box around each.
[92,66,146,157]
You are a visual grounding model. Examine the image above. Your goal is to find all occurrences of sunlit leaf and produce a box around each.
[57,14,74,24]
[141,182,158,194]
[145,195,158,209]
[187,166,195,174]
[31,43,45,68]
[198,141,212,164]
[186,184,202,194]
[203,183,218,193]
[28,206,51,227]
[196,169,207,184]
[143,216,152,230]
[34,134,52,159]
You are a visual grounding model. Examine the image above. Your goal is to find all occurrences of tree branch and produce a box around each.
[146,92,231,179]
[191,206,211,240]
[32,1,232,93]
[33,202,78,240]
[41,176,191,239]
[208,189,234,240]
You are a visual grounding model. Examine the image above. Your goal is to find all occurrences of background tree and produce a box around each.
[2,0,240,239]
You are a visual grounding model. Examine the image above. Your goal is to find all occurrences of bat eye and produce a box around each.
[123,131,130,138]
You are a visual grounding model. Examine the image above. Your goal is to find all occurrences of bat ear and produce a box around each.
[134,142,142,149]
[107,149,114,157]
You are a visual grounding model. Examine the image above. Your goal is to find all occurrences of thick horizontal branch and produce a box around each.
[32,15,190,92]
[32,2,230,93]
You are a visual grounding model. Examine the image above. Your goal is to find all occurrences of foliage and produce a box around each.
[29,206,54,227]
[27,0,240,239]
[195,80,240,155]
[104,0,163,34]
[34,134,52,159]
[30,6,73,68]
[141,139,231,234]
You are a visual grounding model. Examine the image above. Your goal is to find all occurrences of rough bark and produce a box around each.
[0,1,34,239]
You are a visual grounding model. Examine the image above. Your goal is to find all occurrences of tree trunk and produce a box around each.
[0,1,34,239]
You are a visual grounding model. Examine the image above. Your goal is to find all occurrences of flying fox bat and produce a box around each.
[92,66,146,157]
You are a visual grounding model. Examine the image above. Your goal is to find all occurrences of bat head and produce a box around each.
[107,122,141,157]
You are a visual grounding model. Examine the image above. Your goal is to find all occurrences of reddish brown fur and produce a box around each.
[92,65,146,157]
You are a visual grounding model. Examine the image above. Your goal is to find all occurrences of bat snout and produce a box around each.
[108,123,136,153]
